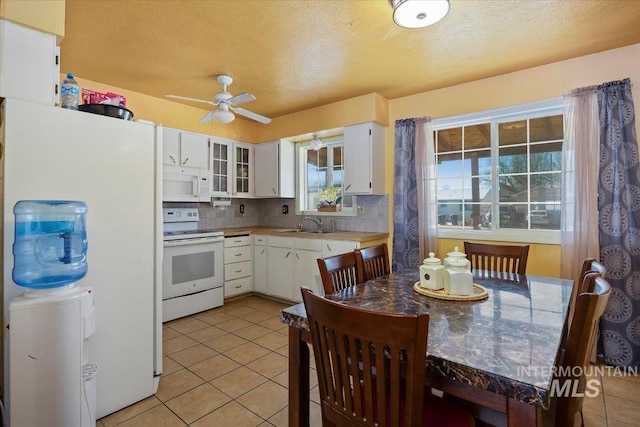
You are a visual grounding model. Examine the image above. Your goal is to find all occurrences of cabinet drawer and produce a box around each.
[269,235,294,248]
[224,235,252,248]
[224,246,251,263]
[294,238,323,252]
[225,260,252,280]
[225,276,253,298]
[254,234,267,246]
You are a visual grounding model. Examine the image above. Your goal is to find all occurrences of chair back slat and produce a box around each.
[355,244,391,281]
[463,241,529,275]
[301,288,429,427]
[317,252,364,294]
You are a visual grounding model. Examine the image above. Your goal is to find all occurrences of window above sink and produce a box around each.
[295,134,357,217]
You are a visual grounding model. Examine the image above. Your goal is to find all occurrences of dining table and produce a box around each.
[280,269,574,427]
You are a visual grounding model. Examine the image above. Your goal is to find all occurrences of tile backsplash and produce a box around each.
[163,195,389,233]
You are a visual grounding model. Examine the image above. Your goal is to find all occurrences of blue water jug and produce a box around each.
[12,200,88,289]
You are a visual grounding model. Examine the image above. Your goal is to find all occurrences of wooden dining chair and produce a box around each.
[317,251,364,294]
[561,260,607,357]
[463,241,529,275]
[355,243,391,281]
[301,288,475,427]
[554,274,611,427]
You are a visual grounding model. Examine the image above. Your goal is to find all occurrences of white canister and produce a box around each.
[419,252,445,290]
[445,257,474,295]
[443,246,470,270]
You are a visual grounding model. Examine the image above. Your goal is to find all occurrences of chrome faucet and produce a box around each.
[304,216,323,232]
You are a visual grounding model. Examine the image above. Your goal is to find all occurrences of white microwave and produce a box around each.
[162,165,210,202]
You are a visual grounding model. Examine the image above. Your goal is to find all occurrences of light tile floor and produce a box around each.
[97,295,639,427]
[97,295,322,427]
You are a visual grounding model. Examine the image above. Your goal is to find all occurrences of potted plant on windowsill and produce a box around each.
[318,187,342,212]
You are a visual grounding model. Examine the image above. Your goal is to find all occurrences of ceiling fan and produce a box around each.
[165,74,271,124]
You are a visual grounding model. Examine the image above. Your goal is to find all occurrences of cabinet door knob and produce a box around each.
[272,188,277,194]
[182,157,189,165]
[326,244,332,252]
[261,249,265,255]
[295,253,300,260]
[286,251,291,258]
[345,184,351,191]
[169,155,176,164]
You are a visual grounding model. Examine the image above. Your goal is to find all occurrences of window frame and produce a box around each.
[432,98,564,244]
[295,136,357,217]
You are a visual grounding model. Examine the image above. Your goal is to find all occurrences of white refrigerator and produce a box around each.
[1,98,163,419]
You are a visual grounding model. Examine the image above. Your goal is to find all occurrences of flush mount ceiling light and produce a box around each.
[389,0,450,29]
[310,135,323,151]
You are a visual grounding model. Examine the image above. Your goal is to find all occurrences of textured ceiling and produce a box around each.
[61,0,640,122]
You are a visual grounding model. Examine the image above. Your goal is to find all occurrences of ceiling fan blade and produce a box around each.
[233,107,271,124]
[165,94,216,106]
[199,110,216,124]
[227,92,256,106]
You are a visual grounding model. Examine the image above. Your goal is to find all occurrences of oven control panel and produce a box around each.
[163,208,199,223]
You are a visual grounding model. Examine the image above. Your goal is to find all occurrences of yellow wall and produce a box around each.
[0,0,65,39]
[256,92,388,142]
[72,77,259,142]
[387,43,640,279]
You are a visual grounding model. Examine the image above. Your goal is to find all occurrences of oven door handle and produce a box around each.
[164,237,224,247]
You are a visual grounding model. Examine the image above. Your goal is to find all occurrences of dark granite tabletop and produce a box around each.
[280,269,573,409]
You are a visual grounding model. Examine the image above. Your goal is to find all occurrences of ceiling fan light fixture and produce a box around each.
[389,0,450,29]
[310,135,323,151]
[212,104,235,124]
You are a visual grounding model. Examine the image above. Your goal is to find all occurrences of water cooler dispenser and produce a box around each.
[9,200,97,427]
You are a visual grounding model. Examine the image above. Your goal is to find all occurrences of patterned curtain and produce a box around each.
[392,119,420,272]
[597,78,640,368]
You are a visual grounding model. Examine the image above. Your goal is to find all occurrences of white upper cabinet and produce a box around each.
[0,21,58,106]
[254,139,295,198]
[180,132,210,169]
[343,122,386,195]
[232,142,254,197]
[210,137,231,196]
[210,137,255,198]
[162,128,209,169]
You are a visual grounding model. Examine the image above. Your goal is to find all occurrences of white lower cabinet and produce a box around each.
[266,236,295,300]
[323,239,359,257]
[224,235,253,298]
[293,238,323,301]
[264,236,360,301]
[253,235,267,294]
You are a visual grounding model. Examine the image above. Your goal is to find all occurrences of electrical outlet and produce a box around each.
[239,204,245,214]
[282,204,289,214]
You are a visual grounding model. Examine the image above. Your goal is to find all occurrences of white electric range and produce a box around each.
[162,208,224,322]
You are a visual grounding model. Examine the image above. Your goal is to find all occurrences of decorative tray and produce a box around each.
[413,282,489,301]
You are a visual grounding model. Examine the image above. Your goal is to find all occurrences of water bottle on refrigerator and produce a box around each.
[61,72,79,110]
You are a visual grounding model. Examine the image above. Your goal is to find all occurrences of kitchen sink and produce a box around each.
[300,230,334,234]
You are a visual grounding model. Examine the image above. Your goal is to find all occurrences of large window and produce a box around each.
[433,99,563,243]
[297,136,354,214]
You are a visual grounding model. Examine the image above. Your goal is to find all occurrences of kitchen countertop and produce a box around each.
[220,226,388,243]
